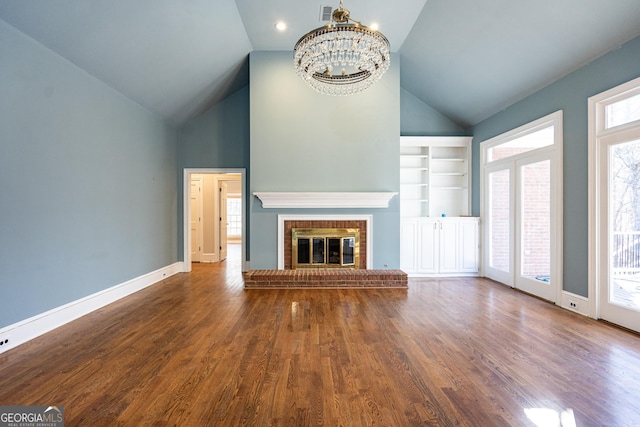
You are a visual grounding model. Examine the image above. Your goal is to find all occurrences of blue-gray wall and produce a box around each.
[0,20,178,328]
[401,87,468,136]
[249,51,401,269]
[177,85,250,261]
[472,35,640,297]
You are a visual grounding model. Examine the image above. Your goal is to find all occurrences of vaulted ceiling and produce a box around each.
[1,0,639,127]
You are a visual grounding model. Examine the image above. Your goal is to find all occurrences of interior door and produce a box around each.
[190,177,202,262]
[598,129,640,332]
[219,180,228,261]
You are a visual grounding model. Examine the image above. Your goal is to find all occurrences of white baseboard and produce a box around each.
[560,291,589,316]
[0,262,184,354]
[407,273,480,278]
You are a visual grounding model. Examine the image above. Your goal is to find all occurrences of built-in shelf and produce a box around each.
[400,136,471,218]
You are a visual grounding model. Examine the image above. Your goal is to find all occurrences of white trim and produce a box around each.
[560,291,590,317]
[588,91,600,319]
[183,168,248,272]
[0,262,183,354]
[277,214,373,269]
[481,111,562,159]
[254,192,397,209]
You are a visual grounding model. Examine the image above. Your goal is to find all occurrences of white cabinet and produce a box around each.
[399,136,478,276]
[400,136,471,218]
[400,217,479,276]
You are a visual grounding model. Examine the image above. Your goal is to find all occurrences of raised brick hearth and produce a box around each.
[243,269,408,289]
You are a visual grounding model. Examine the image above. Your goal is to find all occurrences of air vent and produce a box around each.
[320,5,332,21]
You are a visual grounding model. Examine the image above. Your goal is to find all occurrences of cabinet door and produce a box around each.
[400,219,418,273]
[439,221,459,273]
[459,219,480,273]
[418,219,439,273]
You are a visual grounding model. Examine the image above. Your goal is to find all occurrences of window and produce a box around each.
[226,197,242,237]
[487,126,554,162]
[606,92,640,129]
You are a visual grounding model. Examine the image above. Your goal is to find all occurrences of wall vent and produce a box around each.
[320,6,333,21]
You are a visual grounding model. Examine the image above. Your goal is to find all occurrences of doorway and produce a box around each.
[183,169,246,272]
[589,77,640,332]
[481,111,563,302]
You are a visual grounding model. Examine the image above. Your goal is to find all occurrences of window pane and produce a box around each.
[488,126,554,162]
[489,169,510,272]
[606,93,640,129]
[521,160,551,283]
[226,198,242,236]
[609,139,640,310]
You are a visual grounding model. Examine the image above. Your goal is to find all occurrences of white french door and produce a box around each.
[515,153,556,301]
[481,111,562,303]
[483,153,557,301]
[597,129,640,331]
[484,165,514,286]
[589,76,640,332]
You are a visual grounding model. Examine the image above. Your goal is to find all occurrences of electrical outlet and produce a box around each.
[0,335,11,348]
[563,293,588,316]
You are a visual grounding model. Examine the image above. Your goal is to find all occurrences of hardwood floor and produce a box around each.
[1,248,640,426]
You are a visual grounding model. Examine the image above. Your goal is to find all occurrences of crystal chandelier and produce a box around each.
[293,0,390,96]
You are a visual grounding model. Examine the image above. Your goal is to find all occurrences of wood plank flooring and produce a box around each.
[1,248,640,426]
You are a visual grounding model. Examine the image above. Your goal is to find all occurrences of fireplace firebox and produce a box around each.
[292,228,360,269]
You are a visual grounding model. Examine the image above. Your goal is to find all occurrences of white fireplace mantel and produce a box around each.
[253,192,397,209]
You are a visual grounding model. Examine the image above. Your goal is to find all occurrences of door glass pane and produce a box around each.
[343,238,355,265]
[327,238,341,264]
[489,169,510,271]
[521,160,551,283]
[298,239,310,264]
[610,139,640,310]
[312,238,325,264]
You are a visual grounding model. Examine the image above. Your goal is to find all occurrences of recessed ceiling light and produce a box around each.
[275,21,287,31]
[370,23,379,31]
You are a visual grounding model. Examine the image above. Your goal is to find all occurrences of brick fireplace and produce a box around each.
[284,219,367,270]
[277,214,373,270]
[244,195,407,289]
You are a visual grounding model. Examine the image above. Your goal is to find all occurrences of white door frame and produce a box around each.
[480,111,563,303]
[183,168,247,272]
[588,76,640,325]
